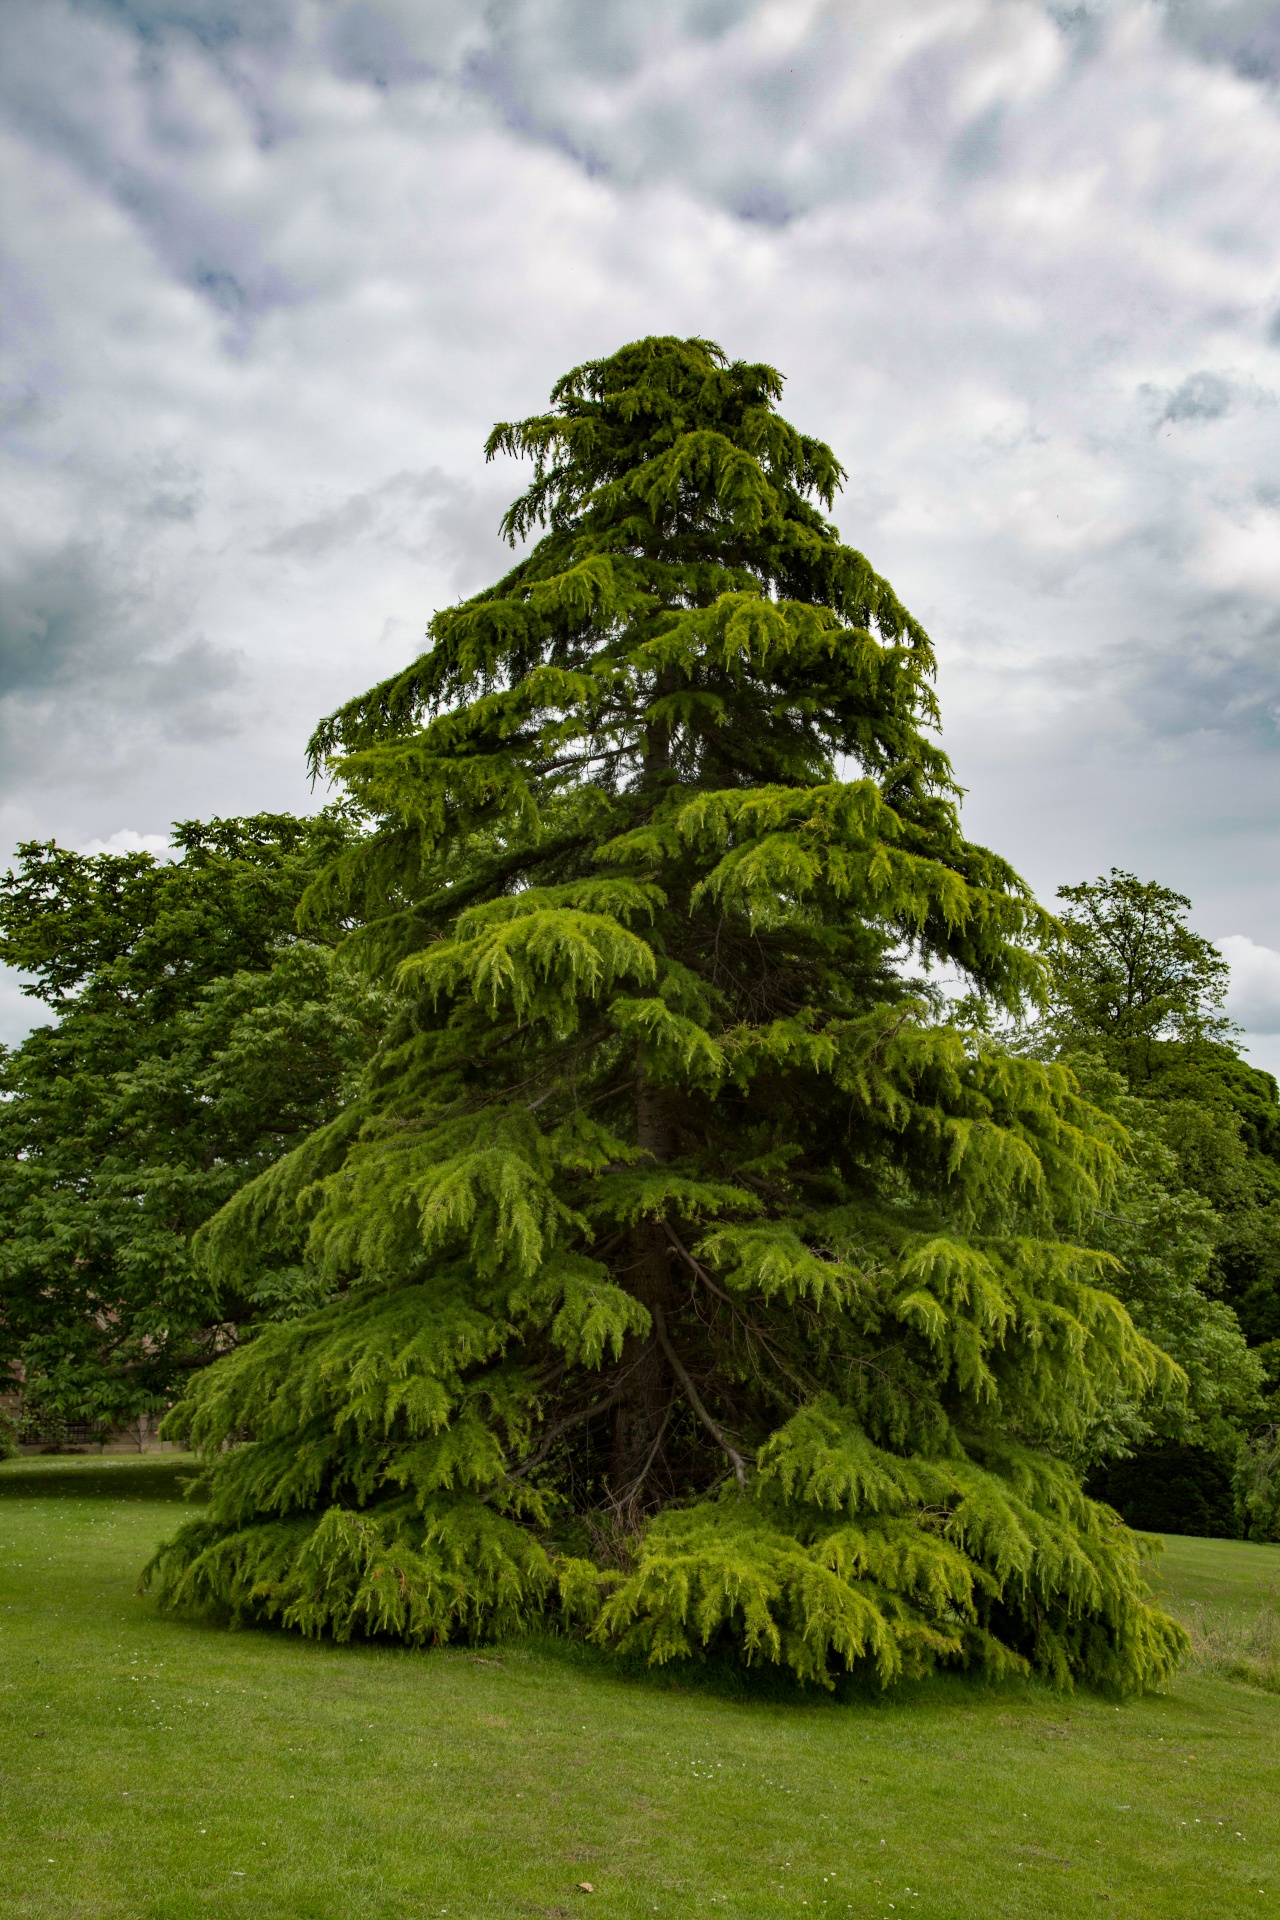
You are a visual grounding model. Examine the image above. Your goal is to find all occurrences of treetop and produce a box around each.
[307,335,940,793]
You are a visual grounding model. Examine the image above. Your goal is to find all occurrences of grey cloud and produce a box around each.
[20,0,1280,258]
[0,387,47,435]
[731,183,795,227]
[1140,370,1278,435]
[328,3,433,87]
[1163,371,1235,423]
[144,485,202,522]
[0,544,119,700]
[295,1,1280,225]
[262,470,515,595]
[74,0,293,54]
[0,538,243,792]
[0,2,302,337]
[1042,5,1107,56]
[949,104,1009,181]
[143,636,244,730]
[262,470,465,557]
[1162,0,1280,82]
[1101,615,1280,744]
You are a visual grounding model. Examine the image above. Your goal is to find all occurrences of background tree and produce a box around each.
[0,812,380,1434]
[1062,1059,1263,1452]
[1049,870,1280,1346]
[1045,870,1280,1532]
[1051,871,1234,1083]
[1233,1425,1280,1542]
[150,337,1184,1692]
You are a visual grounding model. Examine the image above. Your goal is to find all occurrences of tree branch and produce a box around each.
[501,1376,631,1485]
[616,1391,674,1508]
[650,1301,747,1491]
[662,1221,816,1400]
[661,1220,735,1305]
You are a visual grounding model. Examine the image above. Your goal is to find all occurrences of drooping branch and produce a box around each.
[661,1221,816,1401]
[661,1220,734,1305]
[650,1301,747,1491]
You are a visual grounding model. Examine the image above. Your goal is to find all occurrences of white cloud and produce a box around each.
[1221,934,1280,1035]
[77,830,174,857]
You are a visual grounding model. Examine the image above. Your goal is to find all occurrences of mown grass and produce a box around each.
[2,1456,1279,1920]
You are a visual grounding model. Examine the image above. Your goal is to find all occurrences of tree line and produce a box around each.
[2,337,1276,1687]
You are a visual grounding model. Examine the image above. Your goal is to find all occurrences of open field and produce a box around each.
[1,1456,1278,1920]
[1147,1535,1280,1692]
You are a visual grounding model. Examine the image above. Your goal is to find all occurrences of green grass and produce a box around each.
[1149,1536,1280,1692]
[2,1458,1279,1919]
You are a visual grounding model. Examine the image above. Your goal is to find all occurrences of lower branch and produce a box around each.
[500,1375,633,1487]
[662,1221,816,1401]
[650,1302,748,1491]
[618,1391,674,1508]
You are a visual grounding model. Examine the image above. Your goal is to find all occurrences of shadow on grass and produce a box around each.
[143,1592,1059,1718]
[0,1455,198,1503]
[506,1623,1059,1714]
[0,1456,1128,1714]
[142,1604,1057,1725]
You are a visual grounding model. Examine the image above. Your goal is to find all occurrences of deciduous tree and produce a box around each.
[0,813,377,1430]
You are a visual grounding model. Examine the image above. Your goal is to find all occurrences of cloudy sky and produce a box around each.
[3,0,1280,1062]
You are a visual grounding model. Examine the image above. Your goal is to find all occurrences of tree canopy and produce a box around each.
[0,812,377,1430]
[147,337,1186,1691]
[1041,867,1280,1537]
[1051,871,1234,1082]
[1048,870,1280,1354]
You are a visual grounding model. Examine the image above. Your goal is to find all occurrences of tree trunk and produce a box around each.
[610,1072,676,1501]
[608,680,679,1502]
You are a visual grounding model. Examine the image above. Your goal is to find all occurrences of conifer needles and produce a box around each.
[149,337,1186,1690]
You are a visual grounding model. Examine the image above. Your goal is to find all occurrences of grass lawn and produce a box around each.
[2,1457,1278,1919]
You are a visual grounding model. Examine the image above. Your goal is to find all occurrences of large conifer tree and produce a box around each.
[151,338,1185,1690]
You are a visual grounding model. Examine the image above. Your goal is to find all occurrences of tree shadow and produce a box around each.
[0,1456,199,1503]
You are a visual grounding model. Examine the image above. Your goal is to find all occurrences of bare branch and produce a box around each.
[651,1302,748,1491]
[615,1391,674,1510]
[501,1376,631,1485]
[663,1220,815,1400]
[661,1220,735,1305]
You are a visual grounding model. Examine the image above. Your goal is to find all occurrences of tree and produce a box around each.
[1044,870,1280,1534]
[1050,1057,1264,1464]
[1234,1425,1280,1542]
[149,337,1185,1692]
[1051,871,1234,1085]
[1050,871,1280,1347]
[0,812,378,1432]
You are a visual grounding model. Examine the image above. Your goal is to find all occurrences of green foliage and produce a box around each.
[0,813,381,1427]
[150,337,1185,1691]
[1234,1425,1280,1543]
[1045,871,1280,1484]
[1053,1055,1264,1463]
[1051,871,1235,1084]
